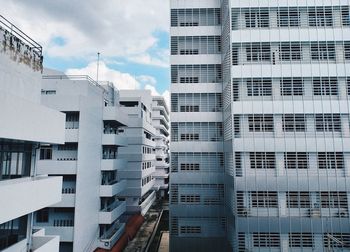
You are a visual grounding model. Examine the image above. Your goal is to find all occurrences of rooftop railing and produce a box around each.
[0,15,43,72]
[42,75,105,91]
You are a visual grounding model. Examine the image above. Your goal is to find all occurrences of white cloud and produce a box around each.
[144,84,170,109]
[66,62,140,90]
[137,75,157,86]
[66,62,169,107]
[1,0,170,67]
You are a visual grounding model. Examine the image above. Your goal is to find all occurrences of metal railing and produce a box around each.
[0,15,42,56]
[42,75,105,91]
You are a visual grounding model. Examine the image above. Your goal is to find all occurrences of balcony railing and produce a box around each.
[42,75,105,91]
[53,219,74,227]
[0,15,43,71]
[101,201,123,212]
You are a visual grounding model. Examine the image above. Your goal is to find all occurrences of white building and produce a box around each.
[0,16,65,252]
[34,76,158,251]
[118,90,157,216]
[152,96,170,198]
[170,0,350,251]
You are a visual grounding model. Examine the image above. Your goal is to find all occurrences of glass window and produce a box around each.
[251,192,278,207]
[278,8,300,27]
[247,79,272,96]
[250,153,275,169]
[284,153,309,169]
[318,152,344,169]
[280,78,304,96]
[248,115,274,132]
[313,77,338,96]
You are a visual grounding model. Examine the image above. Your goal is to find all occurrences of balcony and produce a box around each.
[99,201,126,224]
[100,180,127,197]
[141,179,156,197]
[42,226,74,242]
[0,176,62,224]
[36,160,77,175]
[102,134,127,146]
[140,191,156,215]
[31,229,59,252]
[101,158,126,171]
[103,107,129,125]
[98,222,126,250]
[52,193,75,208]
[65,128,79,142]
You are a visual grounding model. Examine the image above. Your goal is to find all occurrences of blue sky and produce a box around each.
[2,0,170,95]
[44,30,170,93]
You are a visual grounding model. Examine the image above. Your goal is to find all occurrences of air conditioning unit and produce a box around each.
[309,208,321,217]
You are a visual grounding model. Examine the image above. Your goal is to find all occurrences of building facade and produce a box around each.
[170,0,350,251]
[152,96,170,198]
[118,90,157,216]
[0,16,65,252]
[34,75,159,251]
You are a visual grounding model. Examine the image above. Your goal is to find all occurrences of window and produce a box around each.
[323,233,350,248]
[248,115,274,132]
[287,192,311,208]
[315,114,341,132]
[284,153,309,169]
[171,36,221,55]
[41,89,56,95]
[171,8,221,27]
[251,192,278,208]
[246,43,271,62]
[313,78,338,96]
[36,209,49,223]
[320,192,348,208]
[180,226,201,234]
[289,233,313,248]
[171,65,222,84]
[40,147,52,160]
[280,78,304,96]
[245,9,269,28]
[180,163,200,171]
[283,115,306,132]
[180,105,200,112]
[250,153,275,169]
[180,195,200,204]
[342,6,350,26]
[247,79,272,96]
[309,7,333,27]
[318,152,344,169]
[279,43,302,61]
[345,42,350,60]
[180,134,199,141]
[65,112,79,129]
[311,42,336,61]
[253,233,280,247]
[278,8,300,27]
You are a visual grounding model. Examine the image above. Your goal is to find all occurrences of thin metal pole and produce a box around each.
[97,52,100,83]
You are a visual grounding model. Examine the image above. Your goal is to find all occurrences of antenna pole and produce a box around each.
[97,52,100,83]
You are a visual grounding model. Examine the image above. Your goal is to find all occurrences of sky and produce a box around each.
[1,0,170,102]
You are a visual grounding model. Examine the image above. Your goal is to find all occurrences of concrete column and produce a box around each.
[279,192,287,217]
[280,234,289,252]
[276,153,285,176]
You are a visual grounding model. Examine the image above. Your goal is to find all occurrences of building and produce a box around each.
[170,0,350,251]
[0,16,65,251]
[34,75,159,251]
[169,1,227,251]
[152,96,170,198]
[118,90,157,216]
